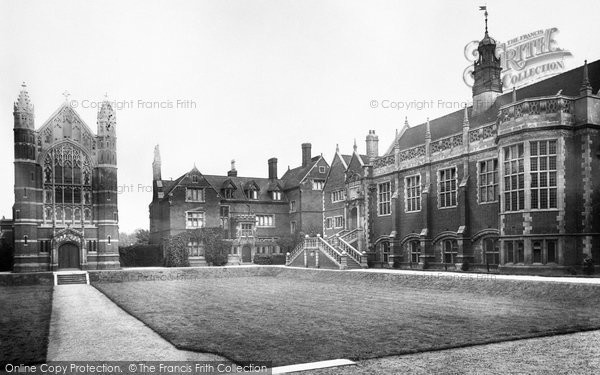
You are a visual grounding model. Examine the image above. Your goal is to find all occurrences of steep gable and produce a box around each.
[324,152,349,191]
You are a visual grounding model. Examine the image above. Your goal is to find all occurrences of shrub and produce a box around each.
[583,255,595,275]
[163,234,190,267]
[163,228,229,267]
[0,238,14,272]
[253,254,272,265]
[119,245,162,267]
[271,254,286,265]
[461,261,470,272]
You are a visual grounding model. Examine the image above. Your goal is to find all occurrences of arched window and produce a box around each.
[43,143,92,226]
[484,238,499,265]
[107,235,111,245]
[442,239,458,263]
[379,241,390,263]
[409,240,421,264]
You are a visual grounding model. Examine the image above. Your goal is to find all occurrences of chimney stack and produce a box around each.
[301,143,312,167]
[152,145,162,181]
[268,158,278,180]
[365,130,379,160]
[228,159,237,177]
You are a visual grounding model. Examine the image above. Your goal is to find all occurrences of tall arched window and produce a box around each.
[379,241,390,263]
[43,143,92,226]
[408,240,420,264]
[442,239,458,263]
[483,238,499,265]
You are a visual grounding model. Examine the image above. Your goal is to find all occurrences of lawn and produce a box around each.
[0,285,53,365]
[93,271,600,366]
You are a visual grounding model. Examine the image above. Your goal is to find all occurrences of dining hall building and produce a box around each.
[317,29,600,274]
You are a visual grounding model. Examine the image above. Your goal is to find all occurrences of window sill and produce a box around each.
[438,206,457,210]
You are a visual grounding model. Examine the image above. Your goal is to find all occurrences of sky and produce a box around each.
[1,0,599,233]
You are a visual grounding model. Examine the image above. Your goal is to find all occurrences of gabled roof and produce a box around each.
[281,155,323,190]
[204,175,286,201]
[157,168,287,202]
[38,102,96,138]
[386,59,600,153]
[243,180,260,191]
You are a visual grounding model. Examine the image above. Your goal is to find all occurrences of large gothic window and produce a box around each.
[43,143,93,226]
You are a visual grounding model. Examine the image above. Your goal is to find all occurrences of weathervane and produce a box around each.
[62,90,70,102]
[479,5,488,35]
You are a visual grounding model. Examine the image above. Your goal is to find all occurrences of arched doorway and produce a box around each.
[241,245,252,263]
[58,243,80,269]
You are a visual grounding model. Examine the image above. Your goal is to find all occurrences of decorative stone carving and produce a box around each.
[373,154,395,168]
[499,97,574,124]
[469,124,497,142]
[398,145,426,162]
[430,134,463,153]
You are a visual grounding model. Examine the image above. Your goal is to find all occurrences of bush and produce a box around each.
[583,255,595,275]
[253,254,272,265]
[271,254,286,265]
[461,261,470,272]
[119,245,162,267]
[163,234,190,267]
[163,228,229,268]
[0,238,14,272]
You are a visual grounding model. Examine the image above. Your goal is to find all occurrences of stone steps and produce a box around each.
[54,272,89,285]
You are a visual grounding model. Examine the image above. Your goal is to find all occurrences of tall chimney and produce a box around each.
[365,130,379,161]
[152,145,162,181]
[268,158,278,180]
[301,143,311,167]
[228,159,237,177]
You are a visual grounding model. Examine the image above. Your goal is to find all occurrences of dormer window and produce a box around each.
[247,189,258,200]
[186,188,205,202]
[271,191,282,201]
[223,188,234,199]
[243,181,260,200]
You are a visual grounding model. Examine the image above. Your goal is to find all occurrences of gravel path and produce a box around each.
[46,284,226,361]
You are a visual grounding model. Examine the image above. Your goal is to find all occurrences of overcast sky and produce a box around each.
[1,0,599,233]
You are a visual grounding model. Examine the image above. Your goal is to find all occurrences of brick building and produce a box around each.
[9,86,120,272]
[149,143,329,265]
[317,26,600,274]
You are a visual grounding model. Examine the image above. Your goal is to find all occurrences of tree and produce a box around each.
[135,229,150,245]
[277,230,304,254]
[119,232,136,247]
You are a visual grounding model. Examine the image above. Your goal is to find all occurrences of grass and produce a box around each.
[93,271,600,366]
[0,285,53,365]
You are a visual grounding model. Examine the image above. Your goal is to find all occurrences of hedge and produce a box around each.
[119,244,163,267]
